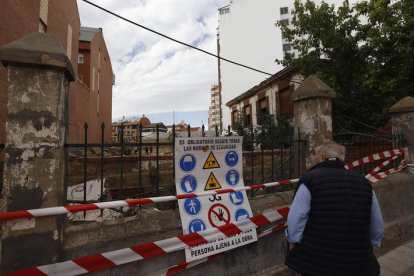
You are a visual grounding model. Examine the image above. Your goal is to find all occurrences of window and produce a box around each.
[283,43,292,52]
[219,7,230,15]
[92,67,95,92]
[280,7,289,15]
[39,0,48,24]
[257,98,268,124]
[39,20,47,33]
[243,105,251,127]
[259,99,267,115]
[232,110,239,126]
[78,54,84,64]
[280,19,289,26]
[66,24,72,59]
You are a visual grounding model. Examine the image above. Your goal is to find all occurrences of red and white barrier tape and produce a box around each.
[0,180,297,221]
[4,207,290,276]
[149,222,287,276]
[366,155,399,178]
[0,147,406,221]
[407,163,414,175]
[366,164,407,183]
[345,148,404,169]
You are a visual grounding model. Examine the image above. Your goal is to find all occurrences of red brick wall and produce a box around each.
[78,41,91,85]
[69,30,113,143]
[0,0,80,147]
[47,0,80,74]
[0,0,40,148]
[69,81,90,143]
[0,1,113,144]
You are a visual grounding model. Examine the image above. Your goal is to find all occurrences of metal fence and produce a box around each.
[1,128,405,205]
[65,123,300,206]
[334,132,405,175]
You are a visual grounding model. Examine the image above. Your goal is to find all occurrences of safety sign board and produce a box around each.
[175,136,257,262]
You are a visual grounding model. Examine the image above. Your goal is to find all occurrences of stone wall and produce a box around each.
[374,171,414,255]
[63,192,292,275]
[59,169,414,275]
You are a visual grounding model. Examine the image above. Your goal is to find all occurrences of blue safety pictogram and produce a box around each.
[180,175,198,193]
[225,170,240,186]
[229,191,244,206]
[235,208,250,221]
[180,154,196,172]
[188,218,207,234]
[184,198,202,216]
[225,151,239,167]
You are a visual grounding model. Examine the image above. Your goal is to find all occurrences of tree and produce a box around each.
[232,111,254,151]
[276,0,414,132]
[232,112,293,151]
[256,113,293,150]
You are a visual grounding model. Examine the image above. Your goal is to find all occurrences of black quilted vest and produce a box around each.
[285,159,377,276]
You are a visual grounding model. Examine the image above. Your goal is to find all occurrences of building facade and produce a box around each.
[0,0,114,144]
[111,116,168,143]
[226,66,301,128]
[208,84,222,131]
[217,0,344,130]
[70,27,114,143]
[0,0,80,145]
[217,0,285,129]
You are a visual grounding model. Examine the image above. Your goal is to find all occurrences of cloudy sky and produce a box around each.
[77,0,228,125]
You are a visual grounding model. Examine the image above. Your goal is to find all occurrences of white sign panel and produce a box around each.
[175,136,258,262]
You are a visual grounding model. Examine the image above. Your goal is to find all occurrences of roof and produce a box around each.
[225,65,299,107]
[290,74,336,101]
[80,27,101,42]
[0,32,75,81]
[111,116,167,129]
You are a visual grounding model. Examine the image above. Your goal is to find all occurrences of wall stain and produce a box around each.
[7,185,43,211]
[7,109,54,131]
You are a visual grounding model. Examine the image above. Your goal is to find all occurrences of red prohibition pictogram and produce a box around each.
[208,203,231,227]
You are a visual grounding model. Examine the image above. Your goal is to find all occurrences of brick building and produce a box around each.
[208,84,222,131]
[70,27,114,143]
[111,116,168,143]
[225,66,301,128]
[0,0,114,144]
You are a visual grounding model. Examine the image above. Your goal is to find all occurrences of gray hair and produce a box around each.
[316,141,346,161]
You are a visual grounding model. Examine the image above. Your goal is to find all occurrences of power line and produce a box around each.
[82,0,302,85]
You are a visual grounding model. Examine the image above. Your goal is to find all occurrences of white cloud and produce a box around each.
[77,0,228,119]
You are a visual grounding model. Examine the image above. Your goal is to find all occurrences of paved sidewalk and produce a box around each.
[378,239,414,276]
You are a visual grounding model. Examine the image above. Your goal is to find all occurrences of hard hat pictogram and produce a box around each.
[203,151,220,169]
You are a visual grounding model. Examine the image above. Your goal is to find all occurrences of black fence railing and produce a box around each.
[334,132,405,175]
[65,123,301,206]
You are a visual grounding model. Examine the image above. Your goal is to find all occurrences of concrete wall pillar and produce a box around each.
[290,75,336,176]
[0,32,74,272]
[388,96,414,163]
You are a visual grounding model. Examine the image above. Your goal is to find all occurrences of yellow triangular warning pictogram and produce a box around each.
[204,172,222,190]
[203,151,220,169]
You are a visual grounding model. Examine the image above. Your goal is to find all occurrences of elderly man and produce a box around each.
[285,141,384,276]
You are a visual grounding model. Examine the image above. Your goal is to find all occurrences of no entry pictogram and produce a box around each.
[208,203,231,227]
